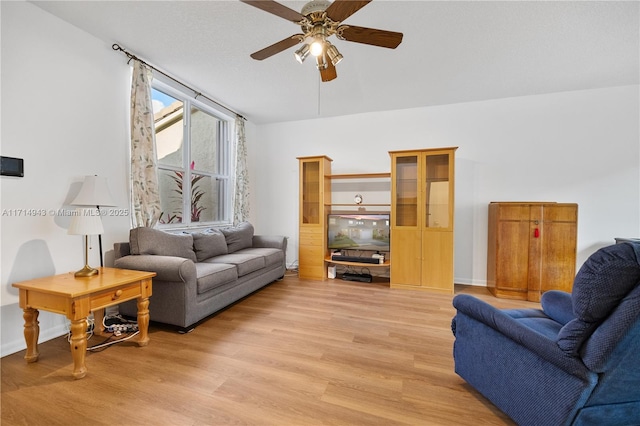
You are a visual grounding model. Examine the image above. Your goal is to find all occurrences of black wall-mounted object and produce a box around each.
[1,156,24,177]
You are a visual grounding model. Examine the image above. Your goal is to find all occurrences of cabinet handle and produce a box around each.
[112,289,123,300]
[534,228,540,238]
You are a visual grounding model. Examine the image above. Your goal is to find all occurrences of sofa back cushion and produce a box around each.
[129,227,197,262]
[192,229,228,261]
[557,242,640,355]
[221,222,254,253]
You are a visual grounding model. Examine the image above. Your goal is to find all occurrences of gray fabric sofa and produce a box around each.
[113,222,286,330]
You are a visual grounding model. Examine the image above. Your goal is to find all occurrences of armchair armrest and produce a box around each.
[252,235,287,251]
[453,294,590,379]
[114,255,196,283]
[541,290,575,325]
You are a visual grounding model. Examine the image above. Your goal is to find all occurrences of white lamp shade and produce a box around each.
[68,208,104,235]
[71,175,116,206]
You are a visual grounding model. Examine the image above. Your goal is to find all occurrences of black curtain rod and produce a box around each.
[112,43,245,121]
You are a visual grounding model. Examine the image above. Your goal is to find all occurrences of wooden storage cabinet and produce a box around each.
[298,156,332,280]
[390,147,457,293]
[487,202,578,302]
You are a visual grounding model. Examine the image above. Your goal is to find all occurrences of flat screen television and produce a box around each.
[327,213,390,252]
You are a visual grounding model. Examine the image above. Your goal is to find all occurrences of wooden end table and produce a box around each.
[12,267,155,379]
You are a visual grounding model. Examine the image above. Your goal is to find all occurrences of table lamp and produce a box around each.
[71,176,116,267]
[68,208,104,277]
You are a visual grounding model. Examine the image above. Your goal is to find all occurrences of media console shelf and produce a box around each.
[298,156,391,281]
[327,172,391,209]
[324,257,391,268]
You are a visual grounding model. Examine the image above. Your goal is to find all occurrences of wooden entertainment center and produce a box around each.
[298,147,457,293]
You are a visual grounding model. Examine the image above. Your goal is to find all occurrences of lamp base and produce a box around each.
[74,265,99,277]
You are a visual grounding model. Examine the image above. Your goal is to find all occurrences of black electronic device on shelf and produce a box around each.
[341,272,373,283]
[331,254,382,264]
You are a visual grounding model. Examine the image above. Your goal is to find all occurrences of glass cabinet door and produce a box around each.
[301,160,320,224]
[394,155,418,227]
[424,153,450,229]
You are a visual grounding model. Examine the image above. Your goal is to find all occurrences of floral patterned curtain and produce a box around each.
[130,60,161,228]
[233,116,249,225]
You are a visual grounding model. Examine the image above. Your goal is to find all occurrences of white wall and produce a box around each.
[1,2,132,355]
[247,86,640,284]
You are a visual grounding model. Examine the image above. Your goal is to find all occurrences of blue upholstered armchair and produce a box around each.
[451,242,640,426]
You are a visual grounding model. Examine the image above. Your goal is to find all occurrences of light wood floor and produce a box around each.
[1,276,540,425]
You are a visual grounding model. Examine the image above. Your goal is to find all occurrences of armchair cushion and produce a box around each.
[557,242,640,355]
[129,227,197,262]
[571,242,640,322]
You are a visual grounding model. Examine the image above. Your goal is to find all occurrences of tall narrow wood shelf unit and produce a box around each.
[487,202,578,302]
[298,156,332,280]
[390,147,457,293]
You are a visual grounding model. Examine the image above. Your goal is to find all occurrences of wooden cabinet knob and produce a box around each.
[112,289,123,300]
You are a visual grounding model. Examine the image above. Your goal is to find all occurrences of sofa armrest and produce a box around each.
[114,242,131,260]
[252,235,287,251]
[114,254,196,284]
[452,294,590,379]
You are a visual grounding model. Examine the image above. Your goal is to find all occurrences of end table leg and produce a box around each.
[23,308,40,363]
[136,296,150,346]
[69,318,87,379]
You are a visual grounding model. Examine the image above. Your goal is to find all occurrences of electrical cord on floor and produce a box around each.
[285,259,299,277]
[87,331,140,352]
[65,314,140,351]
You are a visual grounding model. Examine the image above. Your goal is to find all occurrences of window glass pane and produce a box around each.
[152,82,230,227]
[190,106,219,174]
[191,175,221,223]
[153,88,183,168]
[158,169,184,224]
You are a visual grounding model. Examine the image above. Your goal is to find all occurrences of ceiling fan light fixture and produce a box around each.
[326,44,343,66]
[294,43,311,63]
[315,54,327,70]
[310,38,325,57]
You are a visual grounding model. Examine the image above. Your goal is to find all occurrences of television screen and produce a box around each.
[327,213,390,252]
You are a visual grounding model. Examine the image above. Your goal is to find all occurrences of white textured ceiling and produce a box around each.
[32,1,639,124]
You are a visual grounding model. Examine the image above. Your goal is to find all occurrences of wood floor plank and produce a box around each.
[1,277,533,425]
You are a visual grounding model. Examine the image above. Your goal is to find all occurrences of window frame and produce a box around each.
[151,78,234,229]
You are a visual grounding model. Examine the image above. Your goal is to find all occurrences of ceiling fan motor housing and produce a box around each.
[301,1,331,16]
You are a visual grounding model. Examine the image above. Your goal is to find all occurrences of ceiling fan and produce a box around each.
[241,0,403,82]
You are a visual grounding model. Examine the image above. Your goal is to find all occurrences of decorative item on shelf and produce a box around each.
[71,176,116,267]
[354,194,363,205]
[68,208,104,277]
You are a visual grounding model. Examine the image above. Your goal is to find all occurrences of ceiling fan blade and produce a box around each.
[250,34,304,60]
[240,0,305,22]
[324,0,371,23]
[338,25,403,49]
[319,57,337,82]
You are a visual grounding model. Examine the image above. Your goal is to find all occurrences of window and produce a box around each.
[151,82,232,227]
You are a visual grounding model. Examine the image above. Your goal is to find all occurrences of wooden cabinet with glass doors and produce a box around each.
[297,156,332,280]
[390,147,457,293]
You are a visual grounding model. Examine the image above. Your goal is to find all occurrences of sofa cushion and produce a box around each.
[204,253,265,277]
[235,247,284,268]
[129,227,196,262]
[557,242,640,355]
[195,262,237,294]
[192,230,228,262]
[221,222,254,253]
